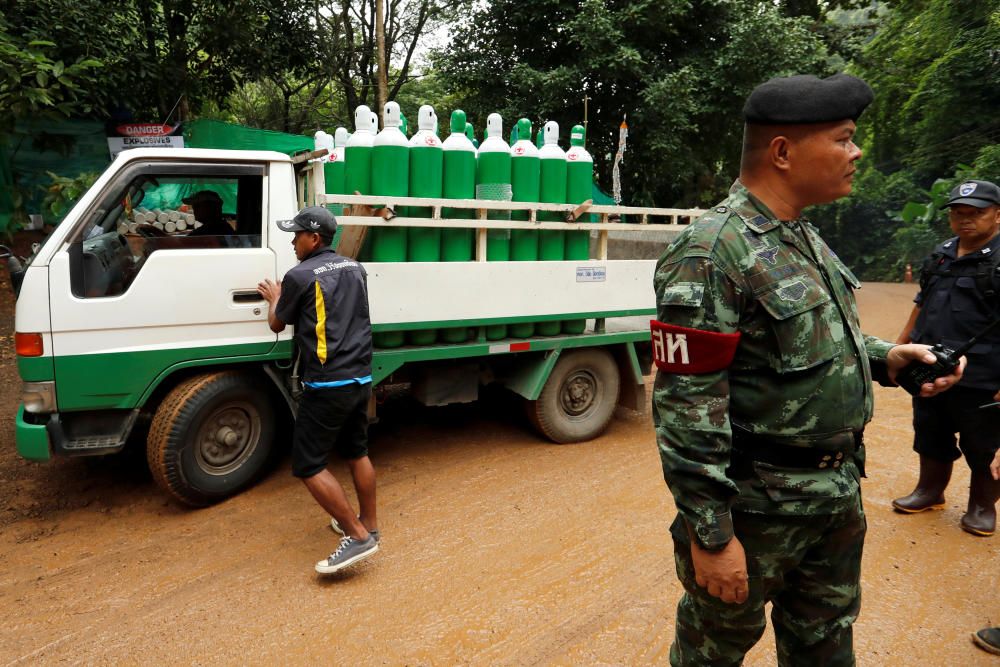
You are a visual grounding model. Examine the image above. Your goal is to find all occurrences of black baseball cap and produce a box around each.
[945,180,1000,208]
[276,206,338,235]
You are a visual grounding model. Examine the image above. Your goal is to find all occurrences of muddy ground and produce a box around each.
[0,274,998,665]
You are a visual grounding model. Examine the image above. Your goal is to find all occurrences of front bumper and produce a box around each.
[15,405,52,461]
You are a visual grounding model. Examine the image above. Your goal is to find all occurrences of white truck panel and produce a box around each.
[14,266,51,332]
[364,260,656,324]
[47,249,276,356]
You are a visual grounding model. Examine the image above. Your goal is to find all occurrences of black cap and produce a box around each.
[743,73,874,125]
[182,190,223,206]
[945,180,1000,208]
[276,206,338,235]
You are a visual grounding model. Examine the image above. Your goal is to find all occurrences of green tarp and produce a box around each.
[592,182,614,206]
[184,119,313,154]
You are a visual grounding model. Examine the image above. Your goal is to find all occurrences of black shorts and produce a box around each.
[913,386,1000,472]
[292,383,372,478]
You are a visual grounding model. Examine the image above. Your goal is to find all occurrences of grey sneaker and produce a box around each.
[331,516,380,543]
[315,535,379,574]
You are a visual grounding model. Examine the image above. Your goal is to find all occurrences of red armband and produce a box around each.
[650,320,741,374]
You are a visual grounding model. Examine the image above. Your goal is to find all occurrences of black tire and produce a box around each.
[147,371,276,507]
[526,348,621,444]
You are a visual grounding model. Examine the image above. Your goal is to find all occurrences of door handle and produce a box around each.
[233,290,264,303]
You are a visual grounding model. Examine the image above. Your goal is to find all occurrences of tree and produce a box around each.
[4,0,322,122]
[853,0,1000,182]
[0,13,102,133]
[434,0,835,207]
[320,0,459,127]
[214,0,459,135]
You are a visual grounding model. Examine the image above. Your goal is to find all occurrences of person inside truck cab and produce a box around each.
[183,190,235,238]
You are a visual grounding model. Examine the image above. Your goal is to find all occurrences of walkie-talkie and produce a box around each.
[897,316,1000,395]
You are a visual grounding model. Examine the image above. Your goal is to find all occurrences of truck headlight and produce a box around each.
[22,381,56,414]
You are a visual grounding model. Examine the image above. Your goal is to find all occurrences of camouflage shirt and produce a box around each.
[652,181,894,549]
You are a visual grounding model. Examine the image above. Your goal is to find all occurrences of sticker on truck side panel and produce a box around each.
[576,266,606,282]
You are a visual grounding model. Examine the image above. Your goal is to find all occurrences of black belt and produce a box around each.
[726,428,862,480]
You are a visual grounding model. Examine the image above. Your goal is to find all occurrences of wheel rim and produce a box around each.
[194,401,261,476]
[559,369,601,419]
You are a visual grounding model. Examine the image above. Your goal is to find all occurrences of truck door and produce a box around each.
[46,161,277,411]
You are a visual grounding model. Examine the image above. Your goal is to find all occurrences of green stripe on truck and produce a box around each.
[54,341,283,411]
[18,356,54,382]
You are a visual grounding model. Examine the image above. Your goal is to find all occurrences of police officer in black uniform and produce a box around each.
[257,206,380,575]
[893,179,1000,536]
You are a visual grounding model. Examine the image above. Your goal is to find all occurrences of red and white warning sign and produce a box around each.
[107,123,184,160]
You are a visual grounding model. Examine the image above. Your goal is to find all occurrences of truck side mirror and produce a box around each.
[0,246,25,297]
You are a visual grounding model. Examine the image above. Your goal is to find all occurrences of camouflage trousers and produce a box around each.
[668,495,866,667]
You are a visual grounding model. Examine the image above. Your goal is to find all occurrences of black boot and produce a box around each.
[972,627,1000,655]
[892,456,952,513]
[960,473,1000,537]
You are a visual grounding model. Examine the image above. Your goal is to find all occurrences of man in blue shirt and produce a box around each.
[257,206,379,575]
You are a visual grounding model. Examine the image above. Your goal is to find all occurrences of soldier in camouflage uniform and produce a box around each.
[651,74,966,666]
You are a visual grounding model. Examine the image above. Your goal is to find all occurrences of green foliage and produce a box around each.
[855,0,1000,181]
[3,0,320,122]
[886,177,954,276]
[971,144,1000,183]
[0,14,102,133]
[39,171,100,224]
[805,0,999,280]
[808,165,925,280]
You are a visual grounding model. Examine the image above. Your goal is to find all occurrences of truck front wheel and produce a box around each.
[527,348,621,444]
[147,371,277,506]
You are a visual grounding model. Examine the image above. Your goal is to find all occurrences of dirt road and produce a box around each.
[1,282,998,665]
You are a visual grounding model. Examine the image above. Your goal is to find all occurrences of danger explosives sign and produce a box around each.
[107,123,184,159]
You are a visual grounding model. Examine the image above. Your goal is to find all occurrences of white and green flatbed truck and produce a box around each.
[11,148,701,506]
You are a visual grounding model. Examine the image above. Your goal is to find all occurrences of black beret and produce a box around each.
[743,73,874,125]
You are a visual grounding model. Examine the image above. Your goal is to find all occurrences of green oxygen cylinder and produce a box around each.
[314,130,336,211]
[407,105,443,346]
[563,124,593,335]
[442,109,475,260]
[476,113,513,340]
[535,127,545,149]
[370,101,409,348]
[439,109,477,343]
[323,127,349,242]
[465,122,479,150]
[509,118,540,338]
[344,105,375,197]
[400,110,409,137]
[537,120,567,336]
[329,127,350,245]
[309,131,331,220]
[407,104,443,240]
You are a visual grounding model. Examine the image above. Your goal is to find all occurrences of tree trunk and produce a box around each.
[375,0,387,124]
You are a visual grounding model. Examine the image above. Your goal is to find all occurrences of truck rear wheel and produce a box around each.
[527,349,620,444]
[147,371,276,507]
